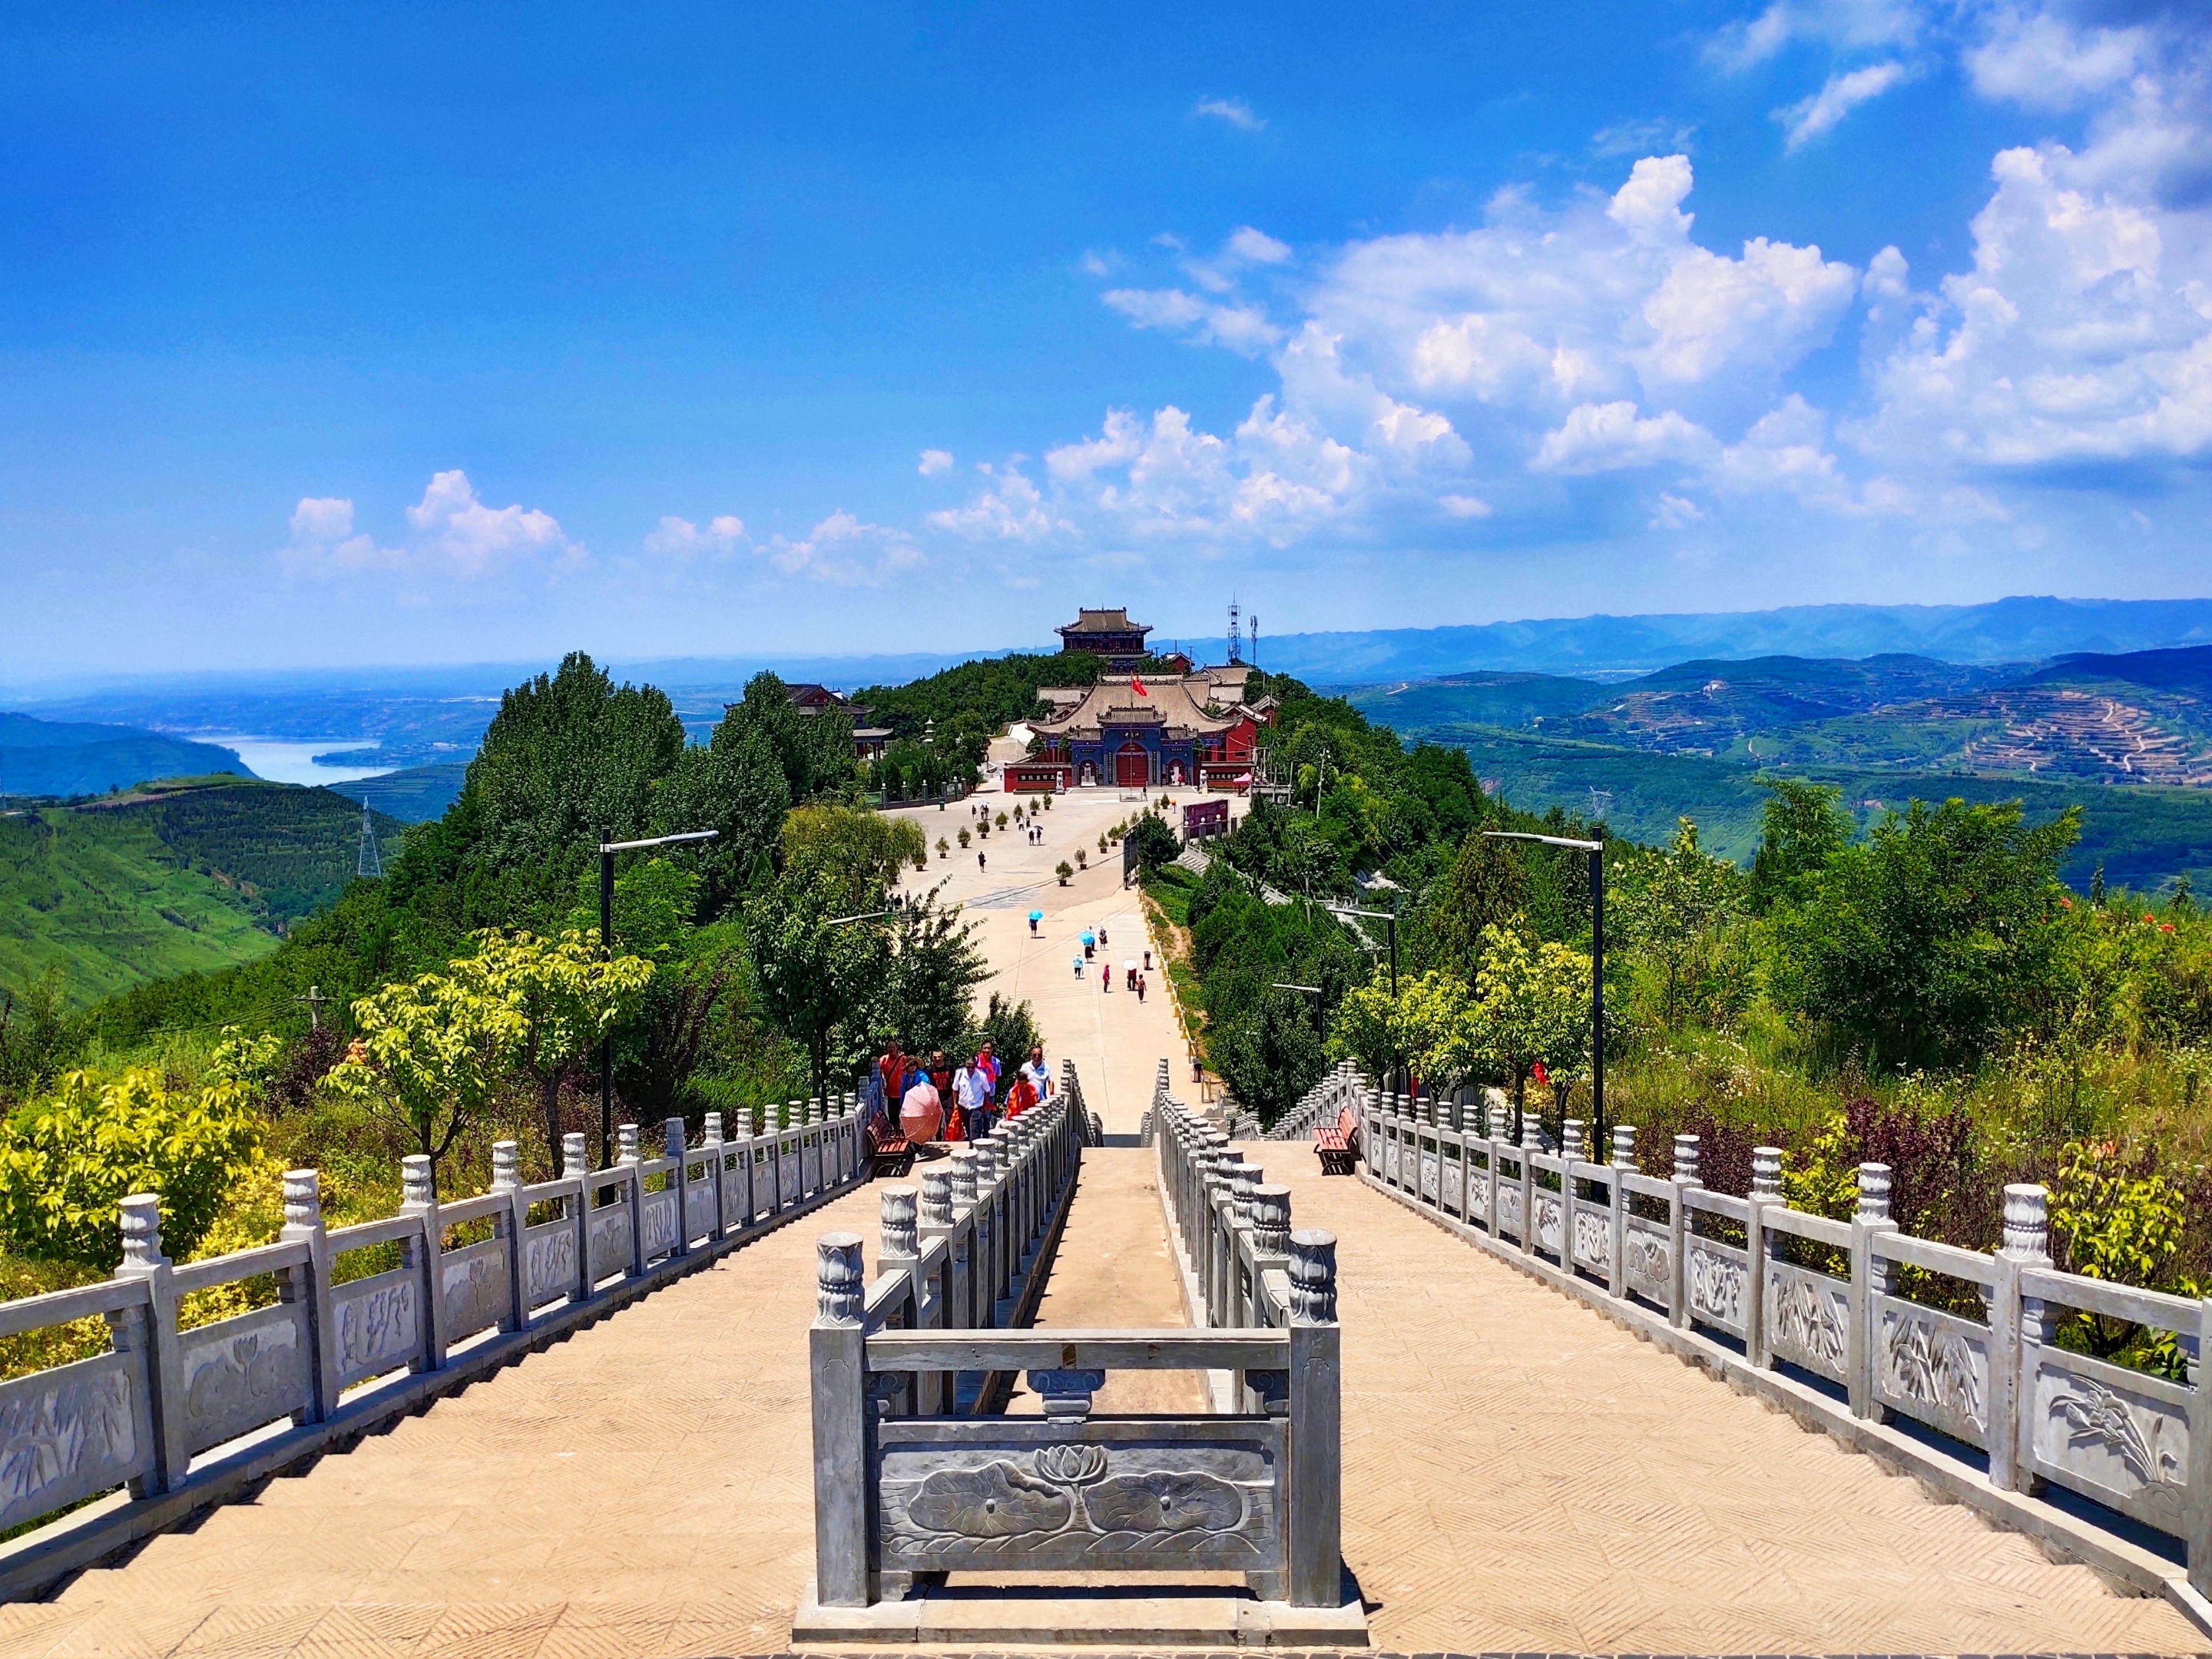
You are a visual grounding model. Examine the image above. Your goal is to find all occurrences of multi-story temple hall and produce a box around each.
[1004,605,1275,790]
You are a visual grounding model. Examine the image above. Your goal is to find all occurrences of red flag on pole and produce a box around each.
[1130,674,1147,696]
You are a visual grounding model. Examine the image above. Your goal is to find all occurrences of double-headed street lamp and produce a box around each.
[1481,830,1605,1147]
[597,830,718,1165]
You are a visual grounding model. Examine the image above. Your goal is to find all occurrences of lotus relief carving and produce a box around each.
[893,1447,1251,1559]
[184,1324,300,1431]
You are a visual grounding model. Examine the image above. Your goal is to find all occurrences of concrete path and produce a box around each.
[1242,1148,2206,1655]
[1,1186,886,1658]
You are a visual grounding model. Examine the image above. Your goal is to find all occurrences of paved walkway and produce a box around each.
[1246,1149,2206,1655]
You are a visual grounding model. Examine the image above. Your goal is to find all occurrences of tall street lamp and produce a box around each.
[1482,830,1605,1147]
[597,830,718,1165]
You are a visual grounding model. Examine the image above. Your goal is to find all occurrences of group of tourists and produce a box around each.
[869,1036,1055,1151]
[1071,924,1151,1000]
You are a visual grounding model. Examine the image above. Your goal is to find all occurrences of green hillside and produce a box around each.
[0,778,406,1006]
[0,712,248,799]
[1439,727,2212,891]
[325,762,469,823]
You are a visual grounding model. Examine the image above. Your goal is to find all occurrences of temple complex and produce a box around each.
[1055,605,1153,669]
[1008,652,1271,791]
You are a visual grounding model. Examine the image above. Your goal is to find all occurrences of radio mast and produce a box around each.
[1227,597,1242,665]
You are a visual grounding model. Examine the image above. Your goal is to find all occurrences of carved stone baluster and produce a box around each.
[1286,1228,1341,1609]
[1747,1146,1783,1368]
[492,1141,525,1333]
[112,1194,187,1493]
[1669,1134,1699,1329]
[810,1233,870,1608]
[561,1132,591,1301]
[399,1154,447,1369]
[1608,1125,1636,1299]
[1998,1181,2054,1493]
[704,1111,727,1240]
[279,1169,340,1422]
[616,1123,644,1276]
[1849,1161,1894,1422]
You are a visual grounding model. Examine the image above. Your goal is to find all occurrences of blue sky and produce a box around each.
[4,0,2209,677]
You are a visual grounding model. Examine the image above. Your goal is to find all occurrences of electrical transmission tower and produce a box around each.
[1249,614,1258,668]
[356,797,384,879]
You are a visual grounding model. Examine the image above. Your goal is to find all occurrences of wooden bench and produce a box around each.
[1314,1105,1359,1175]
[866,1118,914,1174]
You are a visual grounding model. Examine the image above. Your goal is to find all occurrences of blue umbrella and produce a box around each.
[1081,929,1095,945]
[1029,909,1044,922]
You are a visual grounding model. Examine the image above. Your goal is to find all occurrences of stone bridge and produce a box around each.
[0,789,2205,1657]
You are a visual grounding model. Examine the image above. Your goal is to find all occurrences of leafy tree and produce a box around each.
[1330,977,1415,1088]
[323,967,528,1187]
[781,804,926,906]
[465,651,687,876]
[456,927,654,1170]
[0,1030,272,1267]
[652,724,789,912]
[869,886,988,1063]
[1469,923,1590,1116]
[1216,989,1326,1121]
[1422,832,1529,983]
[1747,778,1851,913]
[975,992,1039,1078]
[2051,1140,2189,1363]
[744,871,886,1098]
[1767,797,2081,1070]
[1613,818,1740,1030]
[1127,812,1180,874]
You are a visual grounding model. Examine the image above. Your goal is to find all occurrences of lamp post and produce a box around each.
[1481,830,1605,1147]
[596,829,717,1165]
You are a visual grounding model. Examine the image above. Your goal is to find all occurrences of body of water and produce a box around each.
[200,736,396,787]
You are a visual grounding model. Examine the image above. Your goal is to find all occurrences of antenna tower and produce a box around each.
[356,797,384,879]
[1249,614,1259,668]
[1227,598,1242,665]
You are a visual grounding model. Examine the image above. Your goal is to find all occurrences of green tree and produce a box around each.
[1330,976,1415,1088]
[744,871,886,1098]
[1767,796,2081,1070]
[1126,812,1181,874]
[1217,989,1326,1121]
[0,1031,272,1268]
[781,804,926,906]
[1422,833,1529,982]
[1613,817,1740,1030]
[1470,923,1590,1115]
[465,651,687,876]
[323,967,528,1187]
[457,927,654,1171]
[653,724,790,912]
[1747,778,1851,913]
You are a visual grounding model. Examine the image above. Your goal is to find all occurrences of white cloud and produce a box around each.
[1441,493,1494,519]
[1650,492,1707,528]
[282,472,579,584]
[1967,6,2147,111]
[1227,226,1292,264]
[1593,119,1697,157]
[405,470,580,577]
[1532,402,1718,474]
[1194,98,1264,131]
[760,511,922,586]
[1777,61,1915,147]
[926,465,1061,541]
[918,449,954,476]
[1102,286,1284,356]
[1708,0,1924,73]
[282,497,402,576]
[643,514,744,557]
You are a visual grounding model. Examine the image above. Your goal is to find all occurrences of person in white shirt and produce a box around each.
[954,1056,992,1139]
[1022,1046,1053,1099]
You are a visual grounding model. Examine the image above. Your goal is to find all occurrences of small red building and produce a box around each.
[1182,798,1231,839]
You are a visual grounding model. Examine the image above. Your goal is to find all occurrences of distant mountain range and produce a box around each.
[0,713,247,800]
[1262,596,2212,682]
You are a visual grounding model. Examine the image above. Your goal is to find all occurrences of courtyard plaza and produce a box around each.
[0,782,2199,1656]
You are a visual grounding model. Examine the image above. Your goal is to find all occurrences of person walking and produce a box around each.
[1022,1045,1052,1100]
[899,1065,942,1145]
[1137,973,1147,1003]
[978,850,986,871]
[953,1054,990,1141]
[1005,1068,1038,1120]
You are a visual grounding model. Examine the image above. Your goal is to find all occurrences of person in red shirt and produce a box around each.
[1006,1071,1038,1118]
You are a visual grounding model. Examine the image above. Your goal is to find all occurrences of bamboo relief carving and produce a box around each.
[525,1224,577,1305]
[335,1277,419,1379]
[1419,1152,1439,1203]
[1877,1306,1986,1439]
[0,1362,140,1528]
[1763,1270,1846,1377]
[1535,1194,1561,1253]
[442,1247,508,1337]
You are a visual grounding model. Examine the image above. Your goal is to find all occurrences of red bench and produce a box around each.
[866,1118,914,1172]
[1314,1105,1359,1175]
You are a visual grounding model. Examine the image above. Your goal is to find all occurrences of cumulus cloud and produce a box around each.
[926,465,1062,541]
[644,515,744,557]
[1532,402,1718,474]
[1194,97,1264,131]
[1777,61,1916,147]
[1650,492,1707,528]
[283,472,580,584]
[1708,0,1924,73]
[1227,226,1292,264]
[918,449,954,475]
[759,511,922,585]
[405,470,580,577]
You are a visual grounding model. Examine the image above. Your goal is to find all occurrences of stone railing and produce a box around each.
[1261,1060,1364,1141]
[1056,1056,1103,1145]
[0,1097,866,1598]
[1357,1088,2212,1614]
